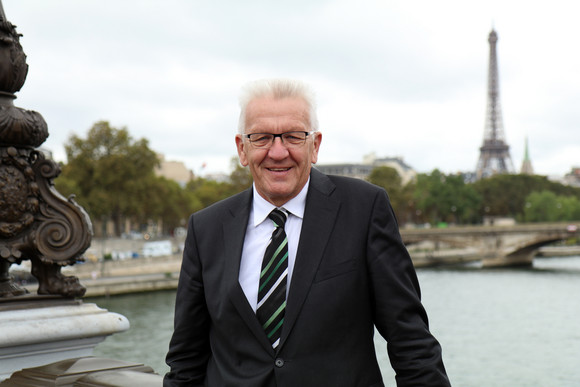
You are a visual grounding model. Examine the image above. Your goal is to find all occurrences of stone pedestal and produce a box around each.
[0,297,129,381]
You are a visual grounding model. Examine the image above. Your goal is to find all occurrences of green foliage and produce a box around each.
[474,174,553,217]
[368,166,402,190]
[53,171,81,200]
[413,169,482,225]
[184,158,252,212]
[62,121,163,234]
[140,177,193,231]
[368,166,414,223]
[186,178,239,211]
[473,174,580,221]
[368,167,579,226]
[523,191,580,222]
[229,156,253,192]
[371,168,579,225]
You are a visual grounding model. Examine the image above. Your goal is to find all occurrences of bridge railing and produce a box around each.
[400,222,579,238]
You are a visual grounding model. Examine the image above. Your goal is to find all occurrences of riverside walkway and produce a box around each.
[17,222,578,297]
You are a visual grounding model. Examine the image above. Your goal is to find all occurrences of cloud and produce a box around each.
[5,0,580,177]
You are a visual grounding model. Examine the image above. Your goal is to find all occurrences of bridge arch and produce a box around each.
[400,223,578,267]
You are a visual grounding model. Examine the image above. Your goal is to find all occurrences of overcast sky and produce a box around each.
[5,0,579,177]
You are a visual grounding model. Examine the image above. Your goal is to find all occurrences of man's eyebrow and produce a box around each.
[249,126,307,133]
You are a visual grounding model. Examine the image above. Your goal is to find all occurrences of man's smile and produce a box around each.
[267,167,291,172]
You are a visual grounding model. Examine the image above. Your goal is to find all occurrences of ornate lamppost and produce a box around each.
[0,2,92,298]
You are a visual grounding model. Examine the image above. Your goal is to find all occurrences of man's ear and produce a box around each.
[235,135,249,166]
[310,131,322,164]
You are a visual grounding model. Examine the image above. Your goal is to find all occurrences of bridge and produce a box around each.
[400,222,579,267]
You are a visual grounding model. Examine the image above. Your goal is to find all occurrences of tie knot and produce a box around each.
[268,208,287,228]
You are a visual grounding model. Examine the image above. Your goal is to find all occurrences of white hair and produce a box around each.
[237,78,319,134]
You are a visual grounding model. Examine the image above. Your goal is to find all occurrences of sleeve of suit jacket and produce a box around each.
[367,187,450,386]
[164,213,211,386]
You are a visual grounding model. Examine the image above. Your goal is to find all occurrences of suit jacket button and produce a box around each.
[275,358,284,368]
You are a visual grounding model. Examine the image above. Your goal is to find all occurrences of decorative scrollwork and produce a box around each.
[35,219,73,260]
[1,147,93,297]
[0,147,38,239]
[30,151,93,266]
[35,153,60,179]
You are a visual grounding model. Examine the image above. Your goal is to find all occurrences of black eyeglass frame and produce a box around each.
[243,131,314,148]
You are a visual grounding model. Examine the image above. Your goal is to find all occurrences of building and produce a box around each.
[155,154,194,187]
[315,153,417,185]
[562,167,580,187]
[520,137,534,175]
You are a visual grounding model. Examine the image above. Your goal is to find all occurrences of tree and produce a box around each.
[142,177,195,234]
[413,170,482,225]
[368,166,414,224]
[186,178,238,211]
[473,174,580,220]
[61,121,159,235]
[184,156,253,212]
[229,156,253,192]
[523,190,580,222]
[368,166,402,194]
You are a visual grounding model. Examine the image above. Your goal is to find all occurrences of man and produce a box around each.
[164,79,450,386]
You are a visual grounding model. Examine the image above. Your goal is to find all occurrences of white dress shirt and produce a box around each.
[238,179,309,312]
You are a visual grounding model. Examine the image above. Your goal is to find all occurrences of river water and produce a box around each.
[91,255,580,386]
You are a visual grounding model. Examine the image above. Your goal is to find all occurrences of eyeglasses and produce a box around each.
[244,131,313,148]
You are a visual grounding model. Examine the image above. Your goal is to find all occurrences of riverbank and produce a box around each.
[21,252,465,297]
[20,255,182,297]
[71,255,181,297]
[18,245,580,297]
[71,249,479,297]
[536,245,580,257]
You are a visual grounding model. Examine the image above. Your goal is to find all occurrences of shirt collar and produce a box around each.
[252,178,309,227]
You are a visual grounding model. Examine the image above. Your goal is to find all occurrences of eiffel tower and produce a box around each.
[475,29,514,180]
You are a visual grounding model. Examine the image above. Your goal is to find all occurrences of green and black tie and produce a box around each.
[256,208,288,349]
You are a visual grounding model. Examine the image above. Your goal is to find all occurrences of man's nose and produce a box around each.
[268,136,289,159]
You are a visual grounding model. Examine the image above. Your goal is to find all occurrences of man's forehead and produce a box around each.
[247,96,308,111]
[245,97,310,127]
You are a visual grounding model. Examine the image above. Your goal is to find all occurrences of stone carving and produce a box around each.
[0,102,49,148]
[0,14,27,95]
[0,5,92,298]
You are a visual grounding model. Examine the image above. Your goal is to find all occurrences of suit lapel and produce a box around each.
[280,169,339,348]
[223,189,276,354]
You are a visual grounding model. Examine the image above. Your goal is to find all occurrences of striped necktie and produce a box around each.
[256,208,288,349]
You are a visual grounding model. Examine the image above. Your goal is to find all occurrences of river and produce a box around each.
[91,255,580,386]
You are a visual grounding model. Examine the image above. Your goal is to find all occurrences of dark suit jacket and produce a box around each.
[164,168,450,387]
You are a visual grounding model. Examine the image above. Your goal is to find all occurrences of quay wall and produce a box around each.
[19,255,183,298]
[65,250,473,296]
[20,245,580,297]
[68,255,183,298]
